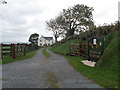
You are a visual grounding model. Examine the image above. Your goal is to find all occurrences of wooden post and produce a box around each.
[24,44,26,56]
[12,44,16,58]
[10,43,12,57]
[78,43,80,56]
[69,43,71,55]
[0,43,3,60]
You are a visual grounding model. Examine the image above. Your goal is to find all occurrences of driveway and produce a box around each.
[2,49,104,88]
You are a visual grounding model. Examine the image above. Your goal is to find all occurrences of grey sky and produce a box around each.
[0,0,119,43]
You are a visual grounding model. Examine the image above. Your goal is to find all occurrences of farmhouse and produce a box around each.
[38,35,54,46]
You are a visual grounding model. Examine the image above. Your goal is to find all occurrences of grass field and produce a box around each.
[49,31,119,88]
[2,49,39,64]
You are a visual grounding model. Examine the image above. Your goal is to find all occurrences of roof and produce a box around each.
[43,37,53,40]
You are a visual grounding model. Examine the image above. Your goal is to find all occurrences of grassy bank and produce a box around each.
[2,49,39,64]
[97,32,119,74]
[42,48,51,58]
[49,31,118,88]
[50,39,80,55]
[65,56,118,88]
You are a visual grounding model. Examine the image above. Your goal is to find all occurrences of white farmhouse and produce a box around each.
[38,35,54,46]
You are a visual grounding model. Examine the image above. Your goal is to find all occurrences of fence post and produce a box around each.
[12,44,16,58]
[24,44,26,56]
[0,43,3,60]
[69,43,71,55]
[87,42,89,60]
[78,43,80,56]
[10,43,12,57]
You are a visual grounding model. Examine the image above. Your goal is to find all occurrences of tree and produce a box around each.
[0,0,7,4]
[57,4,94,37]
[46,18,64,42]
[29,33,39,45]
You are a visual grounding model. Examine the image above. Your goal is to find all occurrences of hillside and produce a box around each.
[96,31,119,74]
[50,31,119,88]
[51,39,80,55]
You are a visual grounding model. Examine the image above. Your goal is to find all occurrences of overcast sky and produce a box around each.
[0,0,119,43]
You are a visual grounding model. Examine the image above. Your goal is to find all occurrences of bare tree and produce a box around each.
[46,18,64,43]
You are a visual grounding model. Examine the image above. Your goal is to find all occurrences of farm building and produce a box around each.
[38,35,54,46]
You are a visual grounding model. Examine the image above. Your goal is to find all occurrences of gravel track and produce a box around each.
[2,49,104,88]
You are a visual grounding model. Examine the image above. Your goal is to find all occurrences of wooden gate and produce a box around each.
[88,37,104,62]
[69,43,88,58]
[11,44,26,58]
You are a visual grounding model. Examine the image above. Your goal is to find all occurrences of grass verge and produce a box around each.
[42,48,51,58]
[49,31,118,88]
[50,47,118,88]
[45,72,59,88]
[2,49,39,64]
[65,56,118,88]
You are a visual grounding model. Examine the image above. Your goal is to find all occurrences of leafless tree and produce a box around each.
[46,18,64,43]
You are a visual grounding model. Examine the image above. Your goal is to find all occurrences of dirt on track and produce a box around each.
[2,49,104,88]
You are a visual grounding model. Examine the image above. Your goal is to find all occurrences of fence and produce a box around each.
[69,37,104,61]
[0,43,39,59]
[70,43,88,58]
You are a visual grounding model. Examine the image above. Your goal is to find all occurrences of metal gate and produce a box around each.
[88,37,104,62]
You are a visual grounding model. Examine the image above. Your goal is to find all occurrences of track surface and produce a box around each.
[2,49,103,88]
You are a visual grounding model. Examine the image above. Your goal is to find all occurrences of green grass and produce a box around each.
[0,59,2,64]
[2,49,39,64]
[2,46,11,53]
[50,39,81,55]
[97,34,119,74]
[49,31,119,88]
[65,56,118,88]
[50,47,118,88]
[45,72,59,88]
[42,48,51,58]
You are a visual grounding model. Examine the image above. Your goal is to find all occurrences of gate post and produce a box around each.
[12,44,16,58]
[0,43,3,60]
[24,44,26,56]
[69,43,71,55]
[88,41,90,61]
[10,43,12,57]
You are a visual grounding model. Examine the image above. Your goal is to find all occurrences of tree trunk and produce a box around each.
[66,28,75,37]
[55,36,58,43]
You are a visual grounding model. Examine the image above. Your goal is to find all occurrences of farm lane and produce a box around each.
[2,49,103,88]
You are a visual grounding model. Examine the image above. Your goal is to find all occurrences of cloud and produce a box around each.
[0,0,119,43]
